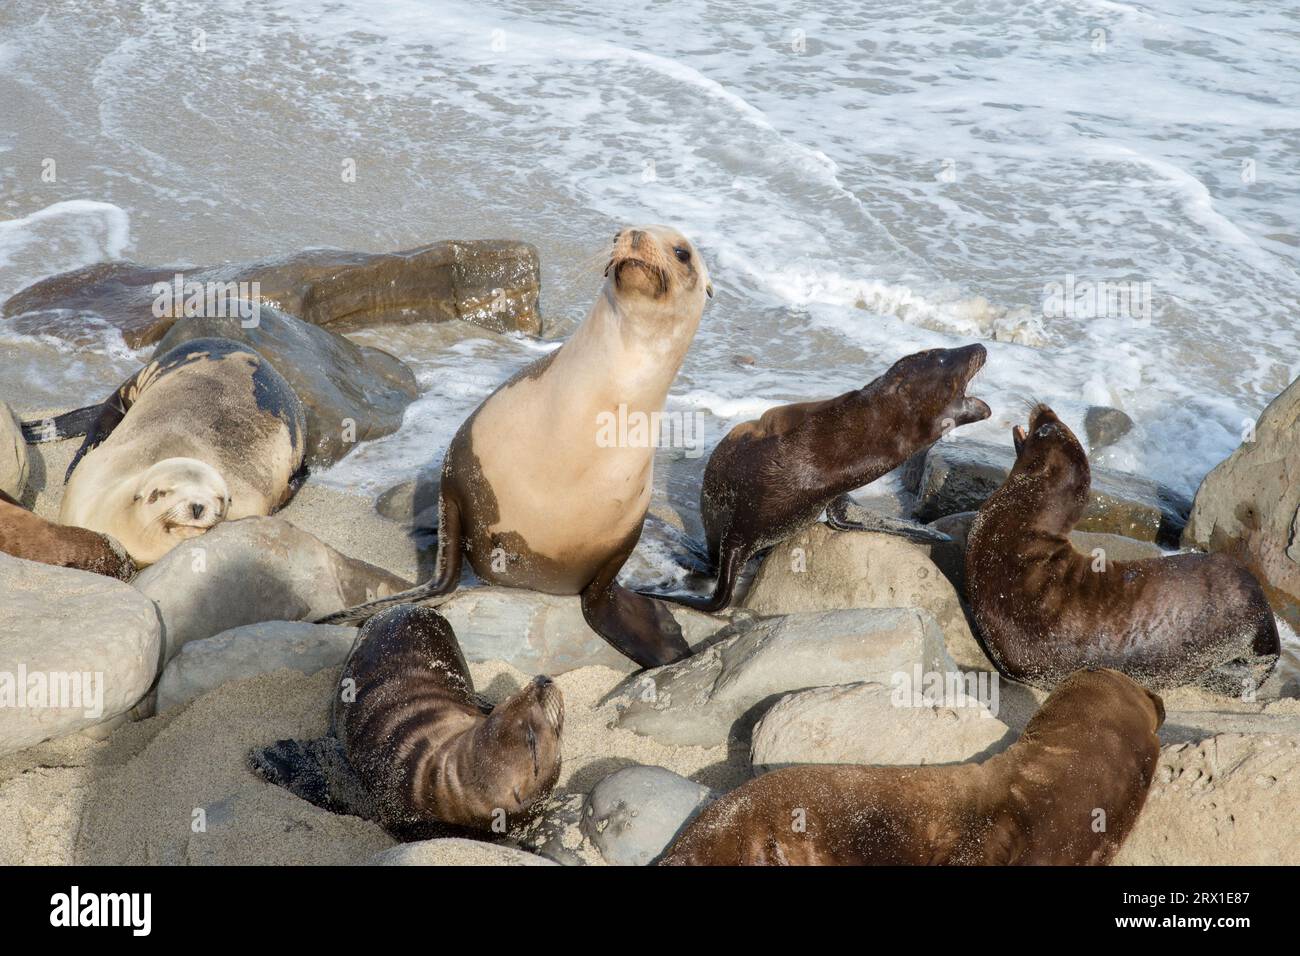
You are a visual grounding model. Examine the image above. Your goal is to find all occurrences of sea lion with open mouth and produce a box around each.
[30,338,307,566]
[965,403,1279,695]
[660,667,1163,866]
[641,344,991,612]
[250,603,564,840]
[318,225,713,669]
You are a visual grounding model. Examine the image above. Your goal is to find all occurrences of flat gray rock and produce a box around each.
[156,620,359,713]
[612,607,956,747]
[750,680,1010,772]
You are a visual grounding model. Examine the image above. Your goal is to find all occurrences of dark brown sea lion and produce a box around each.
[0,489,135,580]
[642,344,991,612]
[250,603,564,840]
[28,338,307,565]
[318,225,713,669]
[966,404,1279,695]
[660,667,1163,866]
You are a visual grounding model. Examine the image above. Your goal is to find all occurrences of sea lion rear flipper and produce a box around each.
[20,403,104,444]
[825,494,951,544]
[275,460,311,510]
[314,494,464,625]
[248,737,378,820]
[635,538,749,614]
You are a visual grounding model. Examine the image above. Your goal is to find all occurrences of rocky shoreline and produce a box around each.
[1,248,1298,866]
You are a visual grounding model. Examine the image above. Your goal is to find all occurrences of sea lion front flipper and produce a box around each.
[637,538,750,614]
[582,552,691,669]
[248,737,378,821]
[824,494,951,544]
[275,460,311,510]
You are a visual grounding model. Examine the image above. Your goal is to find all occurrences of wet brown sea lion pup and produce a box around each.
[966,404,1279,695]
[29,337,307,565]
[0,489,135,580]
[250,603,564,840]
[319,225,713,668]
[660,667,1163,866]
[641,344,991,612]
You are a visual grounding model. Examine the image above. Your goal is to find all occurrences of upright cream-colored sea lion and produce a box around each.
[660,667,1164,866]
[40,338,306,565]
[322,226,713,668]
[250,603,564,840]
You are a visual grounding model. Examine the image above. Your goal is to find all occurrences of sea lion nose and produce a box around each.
[191,502,205,519]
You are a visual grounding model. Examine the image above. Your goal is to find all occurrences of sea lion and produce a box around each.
[965,403,1279,695]
[660,667,1163,866]
[641,345,991,612]
[250,603,564,840]
[34,338,307,565]
[319,225,713,668]
[0,489,135,580]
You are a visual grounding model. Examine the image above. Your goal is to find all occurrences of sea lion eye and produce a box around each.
[147,489,168,504]
[674,247,691,263]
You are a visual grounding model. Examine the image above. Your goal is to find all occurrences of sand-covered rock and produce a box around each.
[437,586,728,675]
[580,765,715,866]
[1183,376,1300,632]
[743,523,988,670]
[365,838,555,866]
[0,402,27,501]
[907,438,1190,545]
[3,240,542,347]
[156,621,359,713]
[613,608,955,747]
[132,516,409,661]
[0,554,161,755]
[750,679,1010,772]
[152,306,418,466]
[1118,733,1300,865]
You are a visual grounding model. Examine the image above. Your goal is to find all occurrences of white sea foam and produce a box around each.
[0,0,1297,502]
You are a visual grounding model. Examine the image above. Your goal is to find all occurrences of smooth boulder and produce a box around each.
[0,403,28,500]
[580,765,715,866]
[152,306,418,466]
[1182,376,1300,631]
[156,621,359,713]
[906,439,1190,545]
[750,679,1010,772]
[3,240,542,348]
[131,516,409,662]
[613,607,956,747]
[743,523,988,670]
[0,554,161,755]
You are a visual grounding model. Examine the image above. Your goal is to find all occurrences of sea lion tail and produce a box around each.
[20,404,102,443]
[313,581,450,626]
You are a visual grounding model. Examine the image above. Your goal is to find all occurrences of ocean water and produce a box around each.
[1,0,1298,506]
